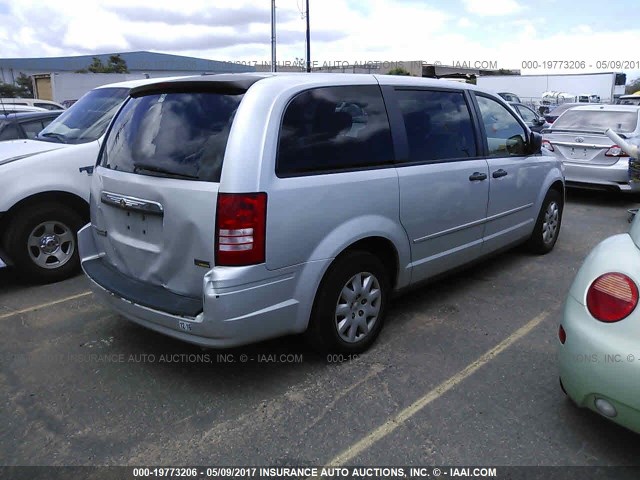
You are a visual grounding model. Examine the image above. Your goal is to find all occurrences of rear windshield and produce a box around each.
[552,110,638,133]
[100,92,243,182]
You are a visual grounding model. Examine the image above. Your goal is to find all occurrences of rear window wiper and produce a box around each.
[133,163,199,180]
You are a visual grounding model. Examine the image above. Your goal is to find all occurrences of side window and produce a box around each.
[276,85,394,176]
[21,120,45,139]
[396,89,477,162]
[35,103,58,110]
[516,105,537,123]
[0,124,21,140]
[476,95,528,157]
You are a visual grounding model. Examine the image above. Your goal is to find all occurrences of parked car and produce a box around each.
[0,77,181,283]
[78,73,564,353]
[0,98,64,110]
[559,213,640,434]
[0,111,63,141]
[618,94,640,106]
[509,102,546,132]
[0,104,47,115]
[542,105,640,193]
[498,92,522,103]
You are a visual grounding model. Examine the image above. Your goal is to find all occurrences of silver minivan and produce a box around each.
[78,73,564,353]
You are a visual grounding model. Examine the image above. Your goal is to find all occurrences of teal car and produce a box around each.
[559,216,640,433]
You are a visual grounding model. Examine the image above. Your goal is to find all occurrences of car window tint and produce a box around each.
[0,124,20,140]
[552,110,638,133]
[101,92,244,182]
[396,89,477,162]
[476,95,528,157]
[516,105,537,123]
[276,85,394,176]
[35,103,60,110]
[22,120,45,139]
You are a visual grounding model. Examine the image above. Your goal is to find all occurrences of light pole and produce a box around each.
[305,0,311,72]
[271,0,277,72]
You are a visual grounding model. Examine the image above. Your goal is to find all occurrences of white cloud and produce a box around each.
[462,0,524,16]
[0,0,639,81]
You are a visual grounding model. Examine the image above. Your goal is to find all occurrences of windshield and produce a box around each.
[37,87,129,144]
[551,110,639,133]
[100,91,244,182]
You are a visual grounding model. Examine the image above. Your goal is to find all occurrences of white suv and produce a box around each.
[0,78,177,282]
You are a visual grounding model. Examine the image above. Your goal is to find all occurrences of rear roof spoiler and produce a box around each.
[129,74,271,97]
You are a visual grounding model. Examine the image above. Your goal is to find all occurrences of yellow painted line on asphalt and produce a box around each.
[320,311,549,470]
[0,291,92,320]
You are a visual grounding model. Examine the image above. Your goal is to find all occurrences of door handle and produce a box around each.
[469,172,487,181]
[492,169,508,179]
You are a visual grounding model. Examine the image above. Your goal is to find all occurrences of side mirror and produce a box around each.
[529,131,542,154]
[535,117,545,126]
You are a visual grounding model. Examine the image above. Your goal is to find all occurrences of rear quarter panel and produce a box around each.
[222,77,411,289]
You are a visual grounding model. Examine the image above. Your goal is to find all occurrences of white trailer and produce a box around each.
[476,72,626,105]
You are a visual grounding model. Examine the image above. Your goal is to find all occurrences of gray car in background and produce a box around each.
[78,73,564,353]
[542,105,640,193]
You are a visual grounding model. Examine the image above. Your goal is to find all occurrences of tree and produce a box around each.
[77,54,130,74]
[387,67,411,76]
[15,73,34,98]
[0,73,33,98]
[626,77,640,95]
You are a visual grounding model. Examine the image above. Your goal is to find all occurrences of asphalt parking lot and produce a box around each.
[2,190,640,469]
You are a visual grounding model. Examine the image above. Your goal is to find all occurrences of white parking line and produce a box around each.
[0,291,92,320]
[320,311,549,469]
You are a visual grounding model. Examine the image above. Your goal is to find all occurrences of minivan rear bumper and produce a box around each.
[78,224,313,348]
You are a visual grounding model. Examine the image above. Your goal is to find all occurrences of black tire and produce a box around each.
[306,250,390,354]
[5,203,84,283]
[526,189,563,254]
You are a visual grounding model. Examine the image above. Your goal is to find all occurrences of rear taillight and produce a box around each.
[215,193,267,266]
[604,145,629,157]
[542,140,554,152]
[558,325,566,344]
[586,273,638,323]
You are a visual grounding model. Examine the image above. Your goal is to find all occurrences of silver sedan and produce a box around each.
[542,105,640,193]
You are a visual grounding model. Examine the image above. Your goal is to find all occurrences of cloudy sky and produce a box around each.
[0,0,639,81]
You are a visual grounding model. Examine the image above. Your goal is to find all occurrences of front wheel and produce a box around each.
[526,189,563,254]
[306,250,390,354]
[5,203,84,283]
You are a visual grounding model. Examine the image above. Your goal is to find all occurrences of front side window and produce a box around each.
[100,91,243,182]
[276,85,393,176]
[396,89,477,162]
[516,105,537,123]
[476,95,528,157]
[37,87,129,144]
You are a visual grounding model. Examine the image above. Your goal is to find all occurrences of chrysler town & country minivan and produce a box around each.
[79,73,564,353]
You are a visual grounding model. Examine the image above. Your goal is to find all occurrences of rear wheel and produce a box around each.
[526,189,563,254]
[306,250,390,354]
[6,203,84,283]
